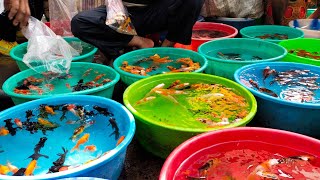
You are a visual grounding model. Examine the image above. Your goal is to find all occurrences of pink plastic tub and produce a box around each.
[160,127,320,179]
[174,22,238,52]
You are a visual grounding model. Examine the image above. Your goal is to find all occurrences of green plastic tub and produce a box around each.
[113,47,208,86]
[198,38,288,80]
[9,37,98,71]
[240,25,304,44]
[279,38,320,66]
[123,73,257,158]
[2,62,120,105]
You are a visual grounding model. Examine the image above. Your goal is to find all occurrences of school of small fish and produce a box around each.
[0,103,125,176]
[120,54,201,76]
[14,70,113,95]
[289,49,320,60]
[256,33,289,40]
[248,66,320,103]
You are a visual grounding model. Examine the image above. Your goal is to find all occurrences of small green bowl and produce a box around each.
[9,37,98,71]
[279,38,320,66]
[113,47,208,86]
[123,73,257,158]
[240,25,304,44]
[2,62,120,105]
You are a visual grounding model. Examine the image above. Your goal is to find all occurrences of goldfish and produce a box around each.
[45,106,55,115]
[198,159,220,177]
[14,118,23,128]
[0,164,9,175]
[38,118,58,128]
[116,136,125,146]
[70,125,85,140]
[93,74,106,82]
[45,84,55,91]
[0,127,9,136]
[82,68,93,77]
[59,166,69,172]
[24,160,37,176]
[84,145,97,152]
[66,83,71,89]
[7,161,18,174]
[71,133,90,152]
[67,104,78,116]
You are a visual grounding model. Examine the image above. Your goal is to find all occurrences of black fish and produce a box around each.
[60,105,68,121]
[38,104,49,119]
[47,165,63,173]
[4,119,17,136]
[108,117,120,140]
[13,168,26,176]
[72,79,90,92]
[94,106,113,117]
[26,110,34,121]
[34,137,48,153]
[28,152,49,160]
[53,147,68,166]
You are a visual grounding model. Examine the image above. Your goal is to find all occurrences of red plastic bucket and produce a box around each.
[174,22,238,52]
[159,127,320,180]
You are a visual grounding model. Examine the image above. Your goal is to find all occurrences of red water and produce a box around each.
[174,141,320,180]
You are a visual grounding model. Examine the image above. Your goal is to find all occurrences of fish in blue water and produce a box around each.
[48,147,68,173]
[12,168,26,176]
[4,119,17,136]
[108,117,120,140]
[28,137,49,160]
[94,105,113,117]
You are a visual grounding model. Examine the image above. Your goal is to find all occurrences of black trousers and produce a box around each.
[0,0,44,42]
[71,0,204,59]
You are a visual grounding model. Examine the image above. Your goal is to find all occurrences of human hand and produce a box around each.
[4,0,31,28]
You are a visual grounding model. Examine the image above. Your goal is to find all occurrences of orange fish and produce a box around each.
[84,145,97,152]
[93,74,106,82]
[28,85,43,95]
[45,84,55,91]
[67,104,78,116]
[66,83,71,89]
[0,127,9,136]
[71,133,90,152]
[0,164,9,175]
[45,106,55,115]
[24,159,37,176]
[116,136,125,146]
[14,118,23,128]
[7,161,18,174]
[59,166,69,172]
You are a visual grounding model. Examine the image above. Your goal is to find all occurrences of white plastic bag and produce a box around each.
[105,0,137,35]
[21,17,79,75]
[49,0,78,36]
[201,0,264,19]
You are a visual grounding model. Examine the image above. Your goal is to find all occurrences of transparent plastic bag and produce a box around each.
[49,0,78,36]
[21,17,80,75]
[105,0,137,35]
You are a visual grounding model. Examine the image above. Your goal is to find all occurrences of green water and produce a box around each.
[133,84,250,129]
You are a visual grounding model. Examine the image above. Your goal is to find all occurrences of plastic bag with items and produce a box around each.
[49,0,78,36]
[105,0,137,35]
[21,17,80,75]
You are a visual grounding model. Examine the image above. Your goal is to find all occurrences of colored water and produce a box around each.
[13,67,114,95]
[192,30,228,39]
[132,58,200,76]
[239,67,320,103]
[0,103,125,176]
[133,82,249,129]
[18,41,94,59]
[206,48,272,61]
[174,141,320,179]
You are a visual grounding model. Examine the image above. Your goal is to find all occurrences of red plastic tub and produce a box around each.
[174,22,238,52]
[159,127,320,180]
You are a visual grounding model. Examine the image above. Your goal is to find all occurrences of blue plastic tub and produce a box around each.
[9,37,98,71]
[234,62,320,138]
[0,95,135,180]
[240,25,304,44]
[198,38,287,80]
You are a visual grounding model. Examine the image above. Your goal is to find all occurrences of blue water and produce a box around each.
[206,48,272,61]
[0,103,125,176]
[239,66,320,103]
